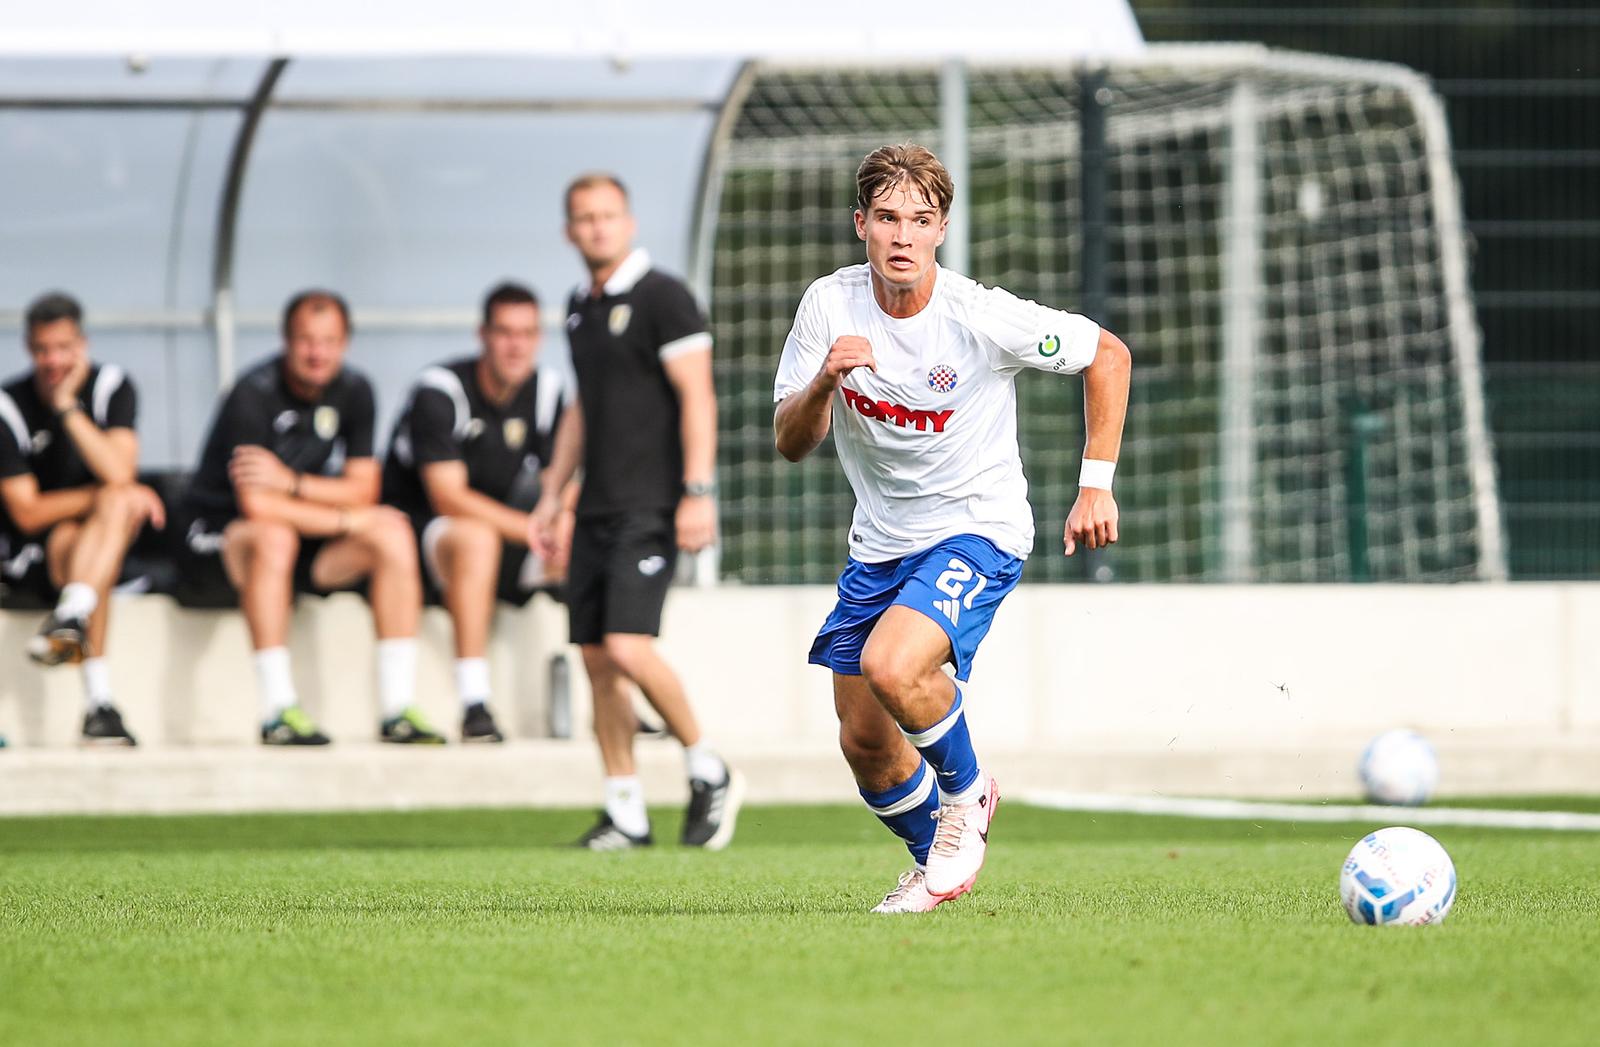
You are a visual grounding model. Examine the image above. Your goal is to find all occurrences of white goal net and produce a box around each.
[697,47,1504,584]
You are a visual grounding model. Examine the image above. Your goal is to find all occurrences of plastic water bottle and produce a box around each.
[546,654,571,739]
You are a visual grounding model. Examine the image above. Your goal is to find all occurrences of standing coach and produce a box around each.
[532,173,742,851]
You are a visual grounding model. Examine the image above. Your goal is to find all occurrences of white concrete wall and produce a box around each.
[2,584,1598,812]
[659,583,1600,752]
[0,594,575,747]
[3,583,1598,750]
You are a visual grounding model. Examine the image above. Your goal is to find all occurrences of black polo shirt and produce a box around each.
[0,364,137,532]
[565,248,711,517]
[185,355,375,522]
[382,355,570,521]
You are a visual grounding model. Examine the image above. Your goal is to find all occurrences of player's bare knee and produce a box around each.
[369,508,418,565]
[442,517,499,572]
[859,644,919,708]
[91,483,139,523]
[600,634,651,679]
[580,643,621,686]
[453,515,498,552]
[242,521,300,573]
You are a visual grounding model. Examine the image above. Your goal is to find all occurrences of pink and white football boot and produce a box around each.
[871,868,946,914]
[923,774,1000,899]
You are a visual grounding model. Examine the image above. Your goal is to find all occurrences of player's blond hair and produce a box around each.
[855,143,955,217]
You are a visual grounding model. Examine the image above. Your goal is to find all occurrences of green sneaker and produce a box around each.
[380,707,446,745]
[262,705,331,746]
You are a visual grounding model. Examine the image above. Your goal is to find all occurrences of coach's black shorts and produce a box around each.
[0,529,55,608]
[412,513,544,608]
[173,513,336,609]
[566,510,676,644]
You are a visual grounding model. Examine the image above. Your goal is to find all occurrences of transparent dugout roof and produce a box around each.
[0,56,741,468]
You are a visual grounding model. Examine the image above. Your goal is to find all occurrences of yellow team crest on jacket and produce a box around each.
[313,406,339,440]
[608,304,632,336]
[503,418,527,450]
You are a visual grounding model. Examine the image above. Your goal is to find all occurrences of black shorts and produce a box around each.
[566,510,676,645]
[0,529,55,609]
[173,513,334,609]
[413,514,543,608]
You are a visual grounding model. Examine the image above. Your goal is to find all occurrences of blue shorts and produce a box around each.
[809,534,1024,683]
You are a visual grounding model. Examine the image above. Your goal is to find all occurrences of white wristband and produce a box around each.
[1078,458,1116,490]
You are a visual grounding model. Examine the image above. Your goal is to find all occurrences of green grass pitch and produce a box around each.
[3,802,1598,1045]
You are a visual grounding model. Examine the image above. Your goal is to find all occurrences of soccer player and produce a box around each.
[0,292,165,745]
[772,144,1131,912]
[383,281,572,742]
[531,173,743,850]
[179,290,439,746]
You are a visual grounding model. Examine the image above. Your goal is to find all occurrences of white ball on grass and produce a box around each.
[1340,826,1457,926]
[1359,728,1439,806]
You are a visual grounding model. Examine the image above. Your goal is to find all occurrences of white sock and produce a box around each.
[455,657,492,710]
[57,582,97,622]
[254,647,297,724]
[684,741,727,785]
[945,768,989,807]
[82,657,112,713]
[376,637,417,720]
[604,776,650,837]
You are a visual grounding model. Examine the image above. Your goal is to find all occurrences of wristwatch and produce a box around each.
[683,480,716,498]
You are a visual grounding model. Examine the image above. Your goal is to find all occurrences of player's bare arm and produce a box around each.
[232,455,383,538]
[229,446,378,508]
[1064,327,1132,557]
[663,346,717,552]
[50,404,165,532]
[421,460,533,545]
[530,397,585,558]
[774,336,878,462]
[43,359,137,488]
[0,474,96,534]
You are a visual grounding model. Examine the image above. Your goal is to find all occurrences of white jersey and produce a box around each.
[774,263,1101,563]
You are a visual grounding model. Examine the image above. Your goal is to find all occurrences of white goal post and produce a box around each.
[691,45,1506,585]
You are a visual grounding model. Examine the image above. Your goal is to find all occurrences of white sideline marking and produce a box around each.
[1019,791,1600,832]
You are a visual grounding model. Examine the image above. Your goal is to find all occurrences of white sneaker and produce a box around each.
[871,868,946,914]
[924,774,1000,899]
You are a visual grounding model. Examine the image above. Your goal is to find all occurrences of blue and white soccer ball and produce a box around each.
[1340,826,1457,926]
[1358,729,1438,806]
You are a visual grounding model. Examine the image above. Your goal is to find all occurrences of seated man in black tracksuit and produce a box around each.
[0,292,164,745]
[383,282,572,743]
[178,289,438,746]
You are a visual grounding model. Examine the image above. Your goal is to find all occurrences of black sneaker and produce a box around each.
[261,706,331,746]
[26,612,90,667]
[681,768,746,850]
[461,702,505,743]
[82,704,136,747]
[380,707,446,744]
[577,813,653,851]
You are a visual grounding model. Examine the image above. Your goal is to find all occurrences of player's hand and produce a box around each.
[47,357,91,413]
[543,508,575,582]
[676,493,716,553]
[229,445,295,494]
[1064,488,1119,556]
[817,336,877,390]
[128,483,167,530]
[528,496,563,560]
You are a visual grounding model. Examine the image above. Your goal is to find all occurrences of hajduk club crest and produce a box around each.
[926,365,958,393]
